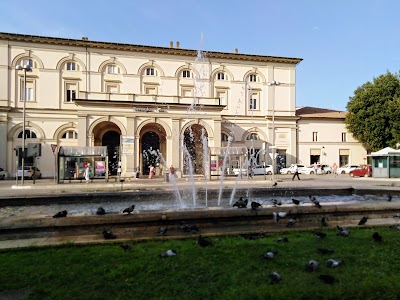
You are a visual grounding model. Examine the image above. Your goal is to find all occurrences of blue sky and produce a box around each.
[1,0,399,111]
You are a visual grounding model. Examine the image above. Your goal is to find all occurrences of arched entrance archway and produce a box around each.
[140,124,167,175]
[93,122,121,175]
[183,124,208,175]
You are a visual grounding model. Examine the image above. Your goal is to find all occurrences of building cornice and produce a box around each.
[0,32,303,65]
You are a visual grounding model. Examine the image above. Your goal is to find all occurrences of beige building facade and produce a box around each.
[0,32,302,180]
[296,107,368,168]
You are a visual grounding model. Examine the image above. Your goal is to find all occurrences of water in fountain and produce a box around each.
[217,135,234,206]
[201,127,209,206]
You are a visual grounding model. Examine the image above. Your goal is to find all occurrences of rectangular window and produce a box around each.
[216,90,227,105]
[66,62,76,71]
[342,132,347,142]
[182,70,191,78]
[312,132,318,142]
[21,80,34,101]
[145,86,157,95]
[182,88,193,97]
[106,85,118,93]
[66,83,77,102]
[249,98,257,110]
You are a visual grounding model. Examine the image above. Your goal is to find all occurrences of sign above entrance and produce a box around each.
[133,107,165,113]
[121,136,135,155]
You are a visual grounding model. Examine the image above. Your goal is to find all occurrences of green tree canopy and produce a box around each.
[345,71,400,152]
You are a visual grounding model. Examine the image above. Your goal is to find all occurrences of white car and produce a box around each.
[0,168,6,180]
[279,164,306,175]
[336,164,360,174]
[301,164,332,175]
[252,164,273,175]
[302,166,317,175]
[233,164,273,176]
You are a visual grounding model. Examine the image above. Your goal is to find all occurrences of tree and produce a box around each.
[345,72,400,152]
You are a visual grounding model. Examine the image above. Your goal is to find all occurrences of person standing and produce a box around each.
[135,167,140,180]
[169,165,175,180]
[148,165,155,179]
[84,163,91,183]
[313,162,318,175]
[292,164,301,181]
[332,163,338,177]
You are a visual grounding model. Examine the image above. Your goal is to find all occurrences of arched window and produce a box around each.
[216,72,228,80]
[18,129,37,139]
[246,133,260,141]
[221,133,229,142]
[65,61,79,71]
[106,64,119,74]
[61,130,78,139]
[182,70,191,78]
[145,67,157,76]
[249,74,258,82]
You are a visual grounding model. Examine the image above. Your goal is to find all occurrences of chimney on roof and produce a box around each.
[234,48,238,54]
[176,41,180,48]
[169,41,173,48]
[82,37,88,41]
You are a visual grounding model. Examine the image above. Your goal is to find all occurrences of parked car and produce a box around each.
[16,166,42,179]
[0,168,6,180]
[321,164,332,174]
[350,165,372,177]
[302,166,318,175]
[279,164,306,175]
[252,164,273,175]
[298,164,332,175]
[336,164,360,174]
[233,164,274,176]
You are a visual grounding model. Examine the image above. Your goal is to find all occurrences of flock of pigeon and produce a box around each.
[50,193,397,285]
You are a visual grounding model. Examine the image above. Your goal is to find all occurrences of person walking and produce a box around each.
[148,165,155,179]
[292,164,301,181]
[135,167,140,180]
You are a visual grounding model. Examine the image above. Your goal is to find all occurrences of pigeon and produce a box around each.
[123,205,135,214]
[53,210,67,218]
[292,198,301,206]
[120,244,132,251]
[313,231,327,239]
[270,272,282,284]
[305,260,319,272]
[358,216,368,225]
[272,199,282,207]
[275,237,289,243]
[96,207,106,215]
[326,259,343,267]
[321,217,328,227]
[251,201,262,210]
[263,251,278,260]
[372,232,383,242]
[387,194,392,202]
[309,195,322,208]
[317,248,335,255]
[272,212,287,223]
[233,197,248,208]
[156,227,168,236]
[286,217,296,227]
[160,249,177,258]
[337,226,350,237]
[103,229,117,239]
[197,235,213,247]
[272,182,278,187]
[179,222,199,233]
[318,274,336,284]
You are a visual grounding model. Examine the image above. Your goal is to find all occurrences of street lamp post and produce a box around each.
[15,64,32,185]
[268,80,280,181]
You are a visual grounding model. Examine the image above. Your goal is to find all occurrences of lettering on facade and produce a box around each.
[133,107,164,113]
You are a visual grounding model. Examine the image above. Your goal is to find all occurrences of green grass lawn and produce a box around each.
[1,226,399,300]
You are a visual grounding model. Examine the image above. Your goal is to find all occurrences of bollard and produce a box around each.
[120,179,125,191]
[164,172,169,183]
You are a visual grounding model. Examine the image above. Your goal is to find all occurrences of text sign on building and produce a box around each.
[121,136,135,155]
